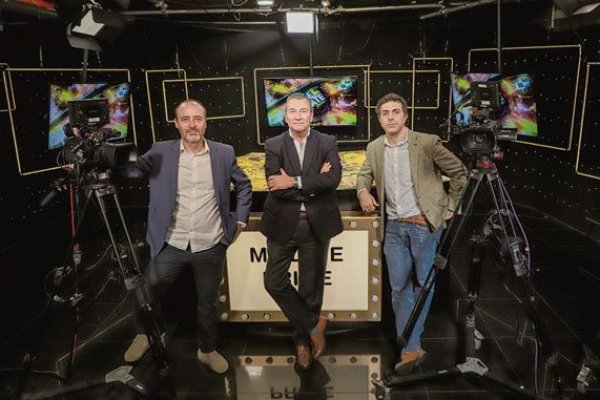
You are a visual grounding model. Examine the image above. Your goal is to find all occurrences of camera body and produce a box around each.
[452,81,516,155]
[63,98,137,169]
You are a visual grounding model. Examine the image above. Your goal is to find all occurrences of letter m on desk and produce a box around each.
[250,247,267,263]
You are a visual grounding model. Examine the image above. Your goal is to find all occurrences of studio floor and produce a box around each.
[1,211,600,400]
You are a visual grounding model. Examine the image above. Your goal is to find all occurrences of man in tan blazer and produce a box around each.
[356,93,467,375]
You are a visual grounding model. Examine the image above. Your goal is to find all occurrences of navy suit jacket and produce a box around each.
[136,139,252,257]
[259,129,343,244]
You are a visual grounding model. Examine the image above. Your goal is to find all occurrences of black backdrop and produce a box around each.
[1,2,599,339]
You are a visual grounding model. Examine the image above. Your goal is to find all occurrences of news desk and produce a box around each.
[219,211,382,323]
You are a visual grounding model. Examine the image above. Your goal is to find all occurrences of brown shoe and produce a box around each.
[295,345,312,370]
[309,316,327,359]
[394,350,427,376]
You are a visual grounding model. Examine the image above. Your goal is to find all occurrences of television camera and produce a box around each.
[41,98,137,207]
[452,80,517,157]
[35,96,169,397]
[62,98,137,170]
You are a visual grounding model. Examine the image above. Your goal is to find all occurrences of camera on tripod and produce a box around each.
[63,98,137,170]
[451,78,518,156]
[41,98,138,207]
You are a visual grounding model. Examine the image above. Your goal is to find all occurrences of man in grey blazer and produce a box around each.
[356,93,467,375]
[124,99,252,373]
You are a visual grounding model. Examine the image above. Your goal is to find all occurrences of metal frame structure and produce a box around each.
[411,57,454,141]
[468,45,582,151]
[575,62,600,180]
[254,64,371,145]
[161,76,246,123]
[0,63,16,113]
[144,68,188,143]
[366,69,442,110]
[6,68,136,176]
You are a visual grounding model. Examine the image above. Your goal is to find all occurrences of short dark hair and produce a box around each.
[285,92,312,110]
[375,93,408,116]
[175,99,207,119]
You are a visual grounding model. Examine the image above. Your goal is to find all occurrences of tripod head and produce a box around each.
[473,154,497,172]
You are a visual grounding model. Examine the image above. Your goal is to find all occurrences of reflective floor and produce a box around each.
[1,212,600,399]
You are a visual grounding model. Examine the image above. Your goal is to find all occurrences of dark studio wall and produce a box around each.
[1,1,599,338]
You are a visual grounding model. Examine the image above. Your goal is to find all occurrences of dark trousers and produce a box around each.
[139,242,227,353]
[264,219,329,345]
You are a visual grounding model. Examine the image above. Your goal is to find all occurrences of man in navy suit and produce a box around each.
[260,92,343,370]
[124,99,252,373]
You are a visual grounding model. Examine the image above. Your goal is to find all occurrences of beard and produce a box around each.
[183,130,204,143]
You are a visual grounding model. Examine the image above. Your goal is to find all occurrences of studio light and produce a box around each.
[72,8,122,38]
[553,0,598,16]
[56,0,125,51]
[285,11,315,34]
[552,0,600,30]
[257,0,274,6]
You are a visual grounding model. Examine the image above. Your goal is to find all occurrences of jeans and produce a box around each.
[264,219,329,345]
[142,242,227,353]
[383,220,442,352]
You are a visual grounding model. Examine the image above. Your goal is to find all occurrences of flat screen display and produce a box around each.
[450,72,538,137]
[499,74,538,137]
[48,82,131,149]
[263,77,357,127]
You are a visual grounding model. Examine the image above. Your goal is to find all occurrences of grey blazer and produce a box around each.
[356,131,467,233]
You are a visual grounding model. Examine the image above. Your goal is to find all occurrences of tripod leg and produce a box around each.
[398,169,485,349]
[16,299,55,398]
[482,170,563,396]
[16,189,100,396]
[128,275,170,372]
[94,190,130,280]
[379,365,463,386]
[111,192,143,273]
[94,188,170,373]
[22,366,149,400]
[463,232,488,359]
[378,357,552,399]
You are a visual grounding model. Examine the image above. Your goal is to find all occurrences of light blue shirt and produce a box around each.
[383,132,421,219]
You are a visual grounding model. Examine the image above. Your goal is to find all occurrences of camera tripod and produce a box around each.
[373,155,558,400]
[22,177,170,399]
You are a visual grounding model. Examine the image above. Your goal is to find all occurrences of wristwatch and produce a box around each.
[292,176,299,188]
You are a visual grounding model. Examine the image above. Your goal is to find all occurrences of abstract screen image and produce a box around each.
[500,74,538,137]
[263,77,357,127]
[450,73,538,137]
[48,82,131,149]
[451,72,501,127]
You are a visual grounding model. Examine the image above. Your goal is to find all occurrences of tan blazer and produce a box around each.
[356,130,467,234]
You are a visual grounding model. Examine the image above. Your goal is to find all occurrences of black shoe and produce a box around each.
[295,344,312,370]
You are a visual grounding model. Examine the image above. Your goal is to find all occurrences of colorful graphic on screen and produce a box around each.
[499,74,538,137]
[48,82,131,149]
[450,73,538,137]
[264,77,357,127]
[451,72,501,127]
